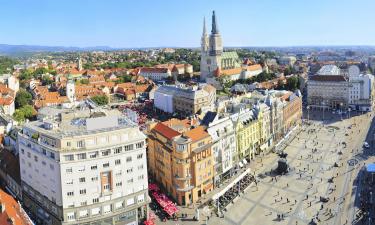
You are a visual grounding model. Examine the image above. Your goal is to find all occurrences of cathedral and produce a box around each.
[200,11,241,81]
[200,11,263,83]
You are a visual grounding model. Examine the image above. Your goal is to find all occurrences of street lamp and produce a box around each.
[322,101,326,125]
[348,108,351,119]
[340,103,343,121]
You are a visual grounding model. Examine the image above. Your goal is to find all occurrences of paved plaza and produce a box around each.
[154,110,374,225]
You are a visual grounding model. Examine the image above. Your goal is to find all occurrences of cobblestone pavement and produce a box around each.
[155,110,373,225]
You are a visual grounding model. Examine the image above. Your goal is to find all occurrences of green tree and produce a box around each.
[13,105,34,122]
[0,56,18,74]
[19,69,34,81]
[91,95,109,106]
[80,79,89,84]
[41,76,54,85]
[286,76,299,91]
[15,89,32,108]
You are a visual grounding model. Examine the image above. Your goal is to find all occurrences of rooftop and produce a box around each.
[24,106,137,138]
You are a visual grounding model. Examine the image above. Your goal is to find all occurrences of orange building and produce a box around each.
[147,120,214,206]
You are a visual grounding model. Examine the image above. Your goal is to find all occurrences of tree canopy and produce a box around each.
[15,89,32,108]
[13,105,34,122]
[91,95,109,106]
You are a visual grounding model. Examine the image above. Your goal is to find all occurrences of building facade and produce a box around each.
[154,84,216,115]
[147,121,214,206]
[18,108,149,225]
[206,116,236,186]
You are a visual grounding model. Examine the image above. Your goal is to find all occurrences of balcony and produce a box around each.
[174,174,192,181]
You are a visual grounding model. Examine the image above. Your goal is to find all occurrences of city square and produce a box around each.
[205,110,373,225]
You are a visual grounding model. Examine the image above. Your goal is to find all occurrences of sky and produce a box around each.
[1,0,375,48]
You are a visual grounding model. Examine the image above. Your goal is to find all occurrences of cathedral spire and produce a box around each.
[211,10,219,34]
[202,17,207,36]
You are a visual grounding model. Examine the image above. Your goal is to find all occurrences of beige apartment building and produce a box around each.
[147,119,214,206]
[154,84,216,115]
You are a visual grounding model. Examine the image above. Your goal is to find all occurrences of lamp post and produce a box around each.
[340,103,343,121]
[348,107,351,120]
[322,101,326,125]
[307,105,310,124]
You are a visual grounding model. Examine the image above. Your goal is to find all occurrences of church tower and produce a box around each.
[77,56,83,71]
[200,11,223,81]
[66,76,76,103]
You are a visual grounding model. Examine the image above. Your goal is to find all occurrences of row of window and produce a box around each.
[63,143,144,162]
[66,196,143,221]
[65,175,145,195]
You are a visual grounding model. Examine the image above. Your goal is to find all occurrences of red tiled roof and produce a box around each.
[153,123,180,140]
[0,188,33,225]
[184,126,209,142]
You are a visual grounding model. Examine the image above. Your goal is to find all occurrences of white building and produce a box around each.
[348,65,375,111]
[205,114,236,185]
[18,107,149,225]
[139,67,171,81]
[0,74,19,93]
[278,56,297,66]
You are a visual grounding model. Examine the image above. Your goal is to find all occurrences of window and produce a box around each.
[66,180,73,185]
[115,171,122,176]
[126,198,135,206]
[91,165,97,170]
[50,164,54,170]
[34,156,38,162]
[42,149,46,155]
[77,140,84,148]
[138,175,144,180]
[126,156,132,162]
[64,154,74,161]
[79,189,86,195]
[124,144,133,151]
[67,142,71,147]
[114,147,122,154]
[115,201,123,209]
[89,151,98,158]
[67,212,75,221]
[42,161,46,166]
[103,184,110,190]
[67,191,74,196]
[21,149,24,154]
[27,152,31,158]
[103,163,109,168]
[77,166,85,172]
[93,198,99,203]
[103,205,111,214]
[66,167,73,173]
[77,153,86,160]
[91,176,98,181]
[79,177,86,183]
[138,165,144,170]
[115,159,121,165]
[137,154,143,159]
[79,209,88,217]
[126,168,133,173]
[50,152,55,159]
[127,178,133,183]
[102,149,110,156]
[116,182,122,187]
[136,142,144,148]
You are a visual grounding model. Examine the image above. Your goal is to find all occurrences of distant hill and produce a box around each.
[0,44,115,56]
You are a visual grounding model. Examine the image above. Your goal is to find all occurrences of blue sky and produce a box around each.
[1,0,375,47]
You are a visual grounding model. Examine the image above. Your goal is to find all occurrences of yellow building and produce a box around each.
[147,120,214,206]
[231,109,262,163]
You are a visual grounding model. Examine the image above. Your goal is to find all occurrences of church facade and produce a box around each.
[200,11,263,82]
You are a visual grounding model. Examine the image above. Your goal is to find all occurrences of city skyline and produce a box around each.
[1,0,375,48]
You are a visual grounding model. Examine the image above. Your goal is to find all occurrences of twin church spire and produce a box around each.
[202,11,220,36]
